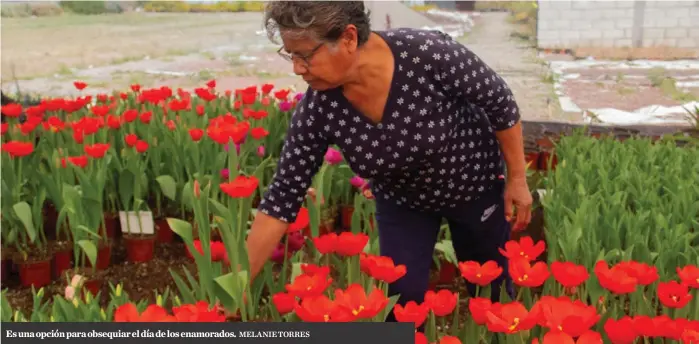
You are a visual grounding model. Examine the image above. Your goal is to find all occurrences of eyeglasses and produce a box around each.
[277,42,324,67]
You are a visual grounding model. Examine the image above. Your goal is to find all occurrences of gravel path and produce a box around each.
[461,12,566,122]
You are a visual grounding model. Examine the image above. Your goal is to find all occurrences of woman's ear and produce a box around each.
[343,24,358,53]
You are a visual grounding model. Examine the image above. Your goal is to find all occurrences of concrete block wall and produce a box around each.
[537,0,699,49]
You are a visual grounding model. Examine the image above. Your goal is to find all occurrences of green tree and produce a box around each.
[59,1,108,15]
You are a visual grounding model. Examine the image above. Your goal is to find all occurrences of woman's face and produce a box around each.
[279,26,359,91]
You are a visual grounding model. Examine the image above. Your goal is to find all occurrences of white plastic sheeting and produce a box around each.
[548,58,699,125]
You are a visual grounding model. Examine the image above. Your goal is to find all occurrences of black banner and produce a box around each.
[2,322,414,343]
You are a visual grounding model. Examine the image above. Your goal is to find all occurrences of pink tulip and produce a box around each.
[271,244,287,264]
[324,147,343,165]
[350,175,366,188]
[64,286,76,300]
[220,168,230,180]
[294,93,304,102]
[64,274,84,301]
[257,145,265,157]
[223,142,242,154]
[287,231,305,252]
[279,101,292,112]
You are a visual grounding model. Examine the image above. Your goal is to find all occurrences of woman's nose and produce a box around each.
[292,59,308,76]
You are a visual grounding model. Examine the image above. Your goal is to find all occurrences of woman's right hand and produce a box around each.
[245,212,289,281]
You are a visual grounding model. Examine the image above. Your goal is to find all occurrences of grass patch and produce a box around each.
[649,67,698,102]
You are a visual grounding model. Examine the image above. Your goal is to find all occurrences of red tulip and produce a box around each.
[594,261,638,295]
[532,296,600,337]
[272,292,296,315]
[287,207,310,232]
[334,232,369,257]
[312,233,338,254]
[509,257,550,288]
[617,261,658,285]
[2,141,34,157]
[393,301,429,328]
[484,301,537,334]
[285,273,332,299]
[658,281,693,309]
[459,260,503,286]
[424,289,457,317]
[499,236,546,261]
[114,303,175,322]
[360,254,407,283]
[220,175,258,198]
[468,297,492,325]
[333,284,389,319]
[677,265,699,289]
[551,261,589,288]
[604,317,638,344]
[294,295,354,322]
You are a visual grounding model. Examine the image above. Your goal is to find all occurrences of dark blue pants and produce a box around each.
[375,183,514,322]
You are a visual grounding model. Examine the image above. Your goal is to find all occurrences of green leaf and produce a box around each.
[167,218,193,243]
[77,240,97,268]
[169,269,197,305]
[155,175,177,201]
[381,295,401,322]
[118,170,135,210]
[213,271,248,311]
[12,202,36,242]
[290,262,304,283]
[208,199,230,221]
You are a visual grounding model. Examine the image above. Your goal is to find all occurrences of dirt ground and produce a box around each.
[2,10,696,125]
[1,12,304,95]
[1,12,268,80]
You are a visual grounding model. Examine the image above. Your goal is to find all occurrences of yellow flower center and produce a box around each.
[508,318,520,331]
[352,305,365,316]
[518,274,529,282]
[476,273,482,278]
[323,314,330,322]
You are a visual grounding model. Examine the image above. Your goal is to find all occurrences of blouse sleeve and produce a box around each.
[257,89,329,223]
[432,31,521,131]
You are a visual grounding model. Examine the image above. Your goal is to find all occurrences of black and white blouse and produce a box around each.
[259,28,521,223]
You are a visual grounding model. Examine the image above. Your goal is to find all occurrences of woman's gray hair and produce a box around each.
[264,1,372,47]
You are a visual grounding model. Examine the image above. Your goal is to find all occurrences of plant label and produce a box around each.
[118,211,155,235]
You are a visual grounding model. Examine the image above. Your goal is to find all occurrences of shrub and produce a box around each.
[1,2,63,17]
[59,1,108,15]
[142,1,263,13]
[31,3,64,17]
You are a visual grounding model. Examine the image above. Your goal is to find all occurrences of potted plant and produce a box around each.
[331,167,357,230]
[40,152,79,279]
[61,182,104,296]
[74,143,112,270]
[103,174,121,240]
[429,225,458,289]
[118,139,156,263]
[1,142,52,287]
[153,175,178,243]
[0,217,15,284]
[432,238,458,286]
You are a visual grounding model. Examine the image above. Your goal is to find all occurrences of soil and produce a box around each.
[2,239,193,316]
[572,46,699,61]
[559,67,699,113]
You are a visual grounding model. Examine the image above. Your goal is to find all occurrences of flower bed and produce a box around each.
[1,81,698,344]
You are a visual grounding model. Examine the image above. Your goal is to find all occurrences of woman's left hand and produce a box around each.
[504,176,533,231]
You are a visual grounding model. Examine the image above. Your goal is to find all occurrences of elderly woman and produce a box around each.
[246,1,532,314]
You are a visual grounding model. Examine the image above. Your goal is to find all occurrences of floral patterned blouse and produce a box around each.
[259,28,521,223]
